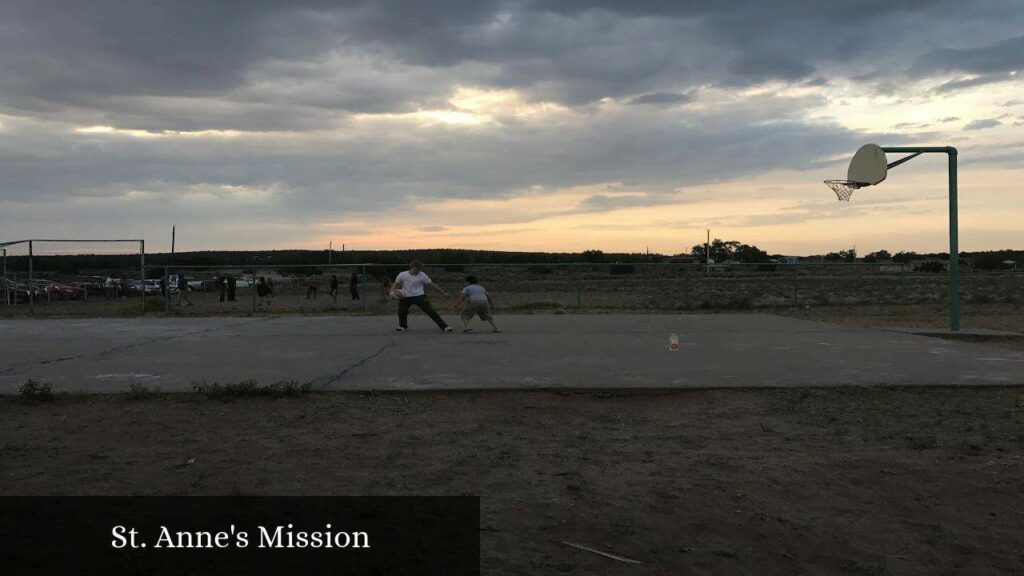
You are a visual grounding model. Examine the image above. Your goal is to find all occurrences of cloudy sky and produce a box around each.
[1,1,1022,255]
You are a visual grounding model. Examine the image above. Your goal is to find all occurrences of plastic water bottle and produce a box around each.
[669,333,680,351]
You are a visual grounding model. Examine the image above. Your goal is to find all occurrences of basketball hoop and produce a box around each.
[824,179,865,201]
[826,143,887,201]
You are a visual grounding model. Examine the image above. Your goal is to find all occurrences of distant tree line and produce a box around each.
[689,239,769,263]
[5,245,1019,277]
[4,247,671,276]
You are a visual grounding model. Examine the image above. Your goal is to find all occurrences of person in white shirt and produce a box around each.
[390,261,452,332]
[453,275,500,333]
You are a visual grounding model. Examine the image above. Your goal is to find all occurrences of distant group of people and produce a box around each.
[152,265,497,332]
[215,275,238,303]
[310,271,361,303]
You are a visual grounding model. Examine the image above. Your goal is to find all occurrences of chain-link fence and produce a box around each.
[2,257,1020,318]
[1,239,146,317]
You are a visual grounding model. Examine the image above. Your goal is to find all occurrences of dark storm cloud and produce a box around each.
[5,0,1018,128]
[912,34,1024,77]
[1,0,1022,246]
[2,2,293,102]
[932,74,1015,94]
[905,34,1024,93]
[577,193,670,211]
[627,92,693,105]
[964,118,1001,130]
[0,93,866,211]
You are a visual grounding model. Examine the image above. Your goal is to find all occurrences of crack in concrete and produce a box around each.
[0,316,275,377]
[310,336,398,388]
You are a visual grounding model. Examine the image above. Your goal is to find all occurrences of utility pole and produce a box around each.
[329,240,333,266]
[169,226,175,313]
[705,229,710,275]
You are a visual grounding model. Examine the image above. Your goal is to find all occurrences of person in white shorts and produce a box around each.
[454,275,500,333]
[391,261,452,333]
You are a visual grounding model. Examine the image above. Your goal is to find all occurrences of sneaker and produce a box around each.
[443,326,453,333]
[492,329,501,333]
[463,328,473,333]
[395,327,406,332]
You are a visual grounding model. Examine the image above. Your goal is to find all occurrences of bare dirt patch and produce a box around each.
[2,387,1021,575]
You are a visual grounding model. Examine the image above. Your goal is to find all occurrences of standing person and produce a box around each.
[218,275,228,303]
[454,275,500,333]
[329,274,339,302]
[256,276,272,307]
[349,270,360,301]
[391,261,451,333]
[120,273,129,299]
[227,275,237,301]
[176,273,193,307]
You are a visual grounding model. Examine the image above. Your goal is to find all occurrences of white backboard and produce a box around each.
[847,144,887,186]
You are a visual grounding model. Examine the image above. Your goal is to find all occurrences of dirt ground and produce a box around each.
[2,387,1022,575]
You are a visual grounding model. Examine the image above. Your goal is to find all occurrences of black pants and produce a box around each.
[350,286,360,300]
[398,295,447,329]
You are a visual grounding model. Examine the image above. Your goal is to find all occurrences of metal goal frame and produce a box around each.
[0,238,146,315]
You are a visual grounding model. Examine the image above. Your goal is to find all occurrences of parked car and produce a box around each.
[70,276,108,296]
[2,279,39,304]
[167,274,197,291]
[29,279,86,301]
[128,279,161,295]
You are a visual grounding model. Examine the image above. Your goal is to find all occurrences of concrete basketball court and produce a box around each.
[1,314,1022,393]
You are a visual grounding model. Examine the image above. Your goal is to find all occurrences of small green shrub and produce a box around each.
[18,379,54,403]
[127,383,159,399]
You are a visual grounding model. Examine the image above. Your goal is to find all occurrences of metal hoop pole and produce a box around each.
[140,240,146,316]
[28,240,34,314]
[948,149,959,332]
[881,146,960,332]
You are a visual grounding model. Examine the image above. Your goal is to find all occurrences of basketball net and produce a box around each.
[824,180,865,202]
